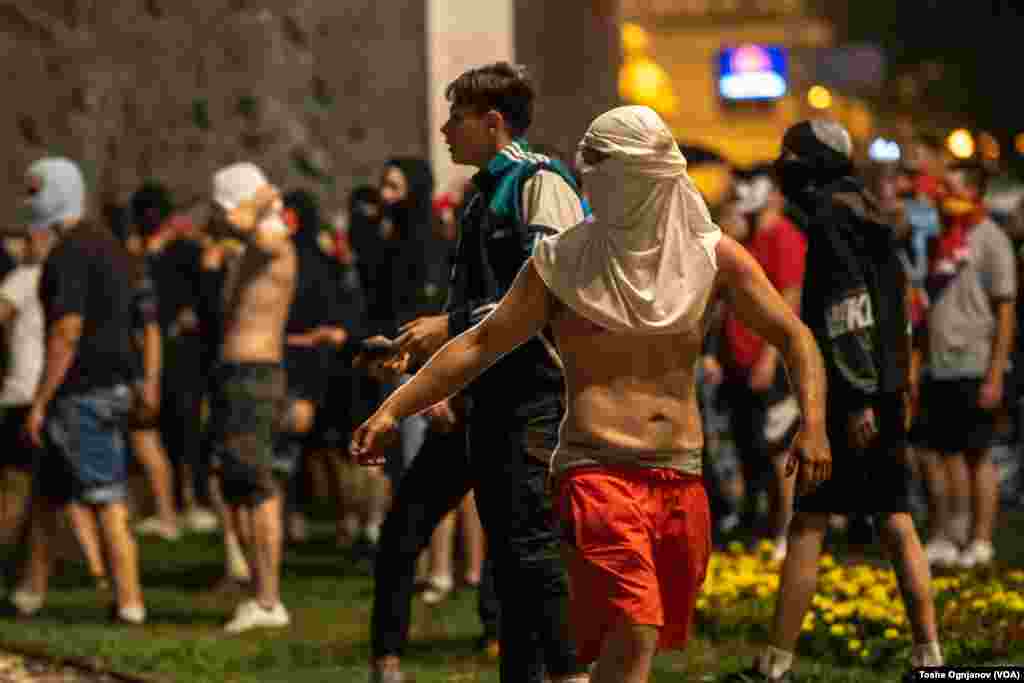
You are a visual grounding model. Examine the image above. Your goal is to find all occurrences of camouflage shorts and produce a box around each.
[209,362,287,505]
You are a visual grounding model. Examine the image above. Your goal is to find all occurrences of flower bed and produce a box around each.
[696,540,1024,665]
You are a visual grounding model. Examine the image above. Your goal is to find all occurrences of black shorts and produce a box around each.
[914,378,1001,454]
[798,395,911,515]
[0,405,34,470]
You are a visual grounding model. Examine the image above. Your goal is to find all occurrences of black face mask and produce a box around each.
[772,158,816,200]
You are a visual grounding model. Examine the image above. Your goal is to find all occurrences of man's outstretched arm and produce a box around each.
[351,258,554,463]
[715,235,831,492]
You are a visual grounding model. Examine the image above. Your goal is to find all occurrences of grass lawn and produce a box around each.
[0,506,1020,683]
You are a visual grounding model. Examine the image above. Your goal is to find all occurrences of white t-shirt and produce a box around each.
[0,265,44,406]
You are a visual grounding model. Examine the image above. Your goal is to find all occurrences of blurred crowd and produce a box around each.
[0,130,1021,632]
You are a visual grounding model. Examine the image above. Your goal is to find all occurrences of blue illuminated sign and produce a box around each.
[718,44,788,101]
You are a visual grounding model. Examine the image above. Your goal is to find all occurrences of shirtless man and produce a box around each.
[352,107,831,683]
[206,163,297,633]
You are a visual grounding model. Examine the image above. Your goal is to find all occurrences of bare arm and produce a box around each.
[33,314,82,410]
[383,258,552,421]
[716,236,830,492]
[717,237,826,430]
[142,321,162,381]
[352,258,554,460]
[987,300,1015,383]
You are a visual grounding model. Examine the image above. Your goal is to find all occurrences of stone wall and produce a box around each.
[1,0,430,221]
[0,0,619,223]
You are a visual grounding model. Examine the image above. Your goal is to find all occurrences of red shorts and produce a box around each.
[557,466,711,664]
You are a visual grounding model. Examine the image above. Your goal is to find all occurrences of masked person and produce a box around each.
[352,105,831,683]
[726,120,943,682]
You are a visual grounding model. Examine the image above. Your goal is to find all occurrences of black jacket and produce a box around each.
[800,177,910,422]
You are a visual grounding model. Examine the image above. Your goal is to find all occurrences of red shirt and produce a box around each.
[724,216,807,372]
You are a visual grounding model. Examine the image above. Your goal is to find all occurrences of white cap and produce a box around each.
[212,162,271,211]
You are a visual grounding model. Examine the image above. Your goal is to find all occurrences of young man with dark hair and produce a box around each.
[358,62,589,683]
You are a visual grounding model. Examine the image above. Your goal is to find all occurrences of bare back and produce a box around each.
[221,241,297,364]
[550,298,705,454]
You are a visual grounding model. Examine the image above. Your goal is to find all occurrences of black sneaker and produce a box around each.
[720,666,794,682]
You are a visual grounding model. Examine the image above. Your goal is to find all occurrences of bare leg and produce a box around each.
[459,492,485,585]
[591,622,659,683]
[878,512,938,645]
[96,502,144,610]
[770,512,828,653]
[429,512,455,581]
[364,468,392,544]
[768,452,795,541]
[66,502,107,584]
[249,493,283,608]
[919,450,949,541]
[23,496,60,597]
[944,454,971,545]
[965,448,997,544]
[130,429,178,530]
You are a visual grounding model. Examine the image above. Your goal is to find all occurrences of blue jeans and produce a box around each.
[37,385,133,505]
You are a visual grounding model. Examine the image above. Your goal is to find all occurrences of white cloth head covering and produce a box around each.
[211,162,288,235]
[532,106,721,335]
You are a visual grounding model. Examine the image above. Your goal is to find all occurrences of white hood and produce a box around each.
[533,106,721,335]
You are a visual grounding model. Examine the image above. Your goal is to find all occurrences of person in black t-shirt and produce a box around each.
[12,157,147,625]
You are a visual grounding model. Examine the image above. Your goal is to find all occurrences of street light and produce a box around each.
[947,129,975,160]
[807,85,832,110]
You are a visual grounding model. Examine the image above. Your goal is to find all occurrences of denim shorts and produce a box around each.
[36,385,133,505]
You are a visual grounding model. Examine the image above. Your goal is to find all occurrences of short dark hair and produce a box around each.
[949,161,989,196]
[445,62,535,137]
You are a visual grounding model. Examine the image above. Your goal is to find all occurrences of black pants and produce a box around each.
[371,426,499,660]
[160,334,210,507]
[468,413,582,683]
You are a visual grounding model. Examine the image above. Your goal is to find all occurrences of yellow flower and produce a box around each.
[848,639,863,652]
[820,554,836,569]
[884,628,900,640]
[802,615,816,632]
[823,612,836,624]
[971,599,989,611]
[830,624,846,636]
[860,649,871,661]
[758,539,776,554]
[755,585,772,599]
[696,598,708,610]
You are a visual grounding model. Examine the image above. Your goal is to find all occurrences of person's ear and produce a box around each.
[485,110,504,135]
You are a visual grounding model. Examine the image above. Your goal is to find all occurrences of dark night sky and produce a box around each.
[843,0,1022,171]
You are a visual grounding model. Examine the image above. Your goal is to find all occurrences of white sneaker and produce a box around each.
[421,575,454,605]
[224,599,291,633]
[925,538,959,568]
[10,589,43,616]
[117,605,147,624]
[135,516,181,541]
[184,507,220,534]
[958,540,995,570]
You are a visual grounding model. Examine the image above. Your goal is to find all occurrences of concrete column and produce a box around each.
[426,0,516,195]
